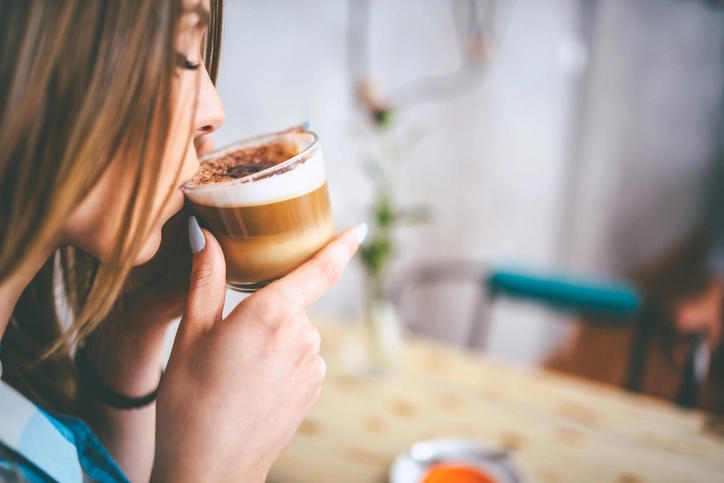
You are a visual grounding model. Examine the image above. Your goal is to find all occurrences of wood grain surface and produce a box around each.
[267,318,724,483]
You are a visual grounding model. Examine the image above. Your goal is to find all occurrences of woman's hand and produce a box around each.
[153,223,362,482]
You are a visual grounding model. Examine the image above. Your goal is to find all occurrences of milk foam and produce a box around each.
[185,139,326,208]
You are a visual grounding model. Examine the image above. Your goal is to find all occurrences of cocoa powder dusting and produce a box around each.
[192,142,299,186]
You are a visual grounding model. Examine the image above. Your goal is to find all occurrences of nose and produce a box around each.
[194,63,225,136]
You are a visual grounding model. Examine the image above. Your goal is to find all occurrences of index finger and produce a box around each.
[256,224,364,314]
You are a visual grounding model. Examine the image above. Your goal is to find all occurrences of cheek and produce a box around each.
[68,77,199,264]
[62,159,136,261]
[136,143,195,264]
[151,141,197,219]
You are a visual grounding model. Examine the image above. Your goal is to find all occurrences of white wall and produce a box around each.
[213,0,724,366]
[213,0,585,365]
[563,0,724,277]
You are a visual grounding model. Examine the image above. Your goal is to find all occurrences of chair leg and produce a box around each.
[467,290,493,350]
[624,302,658,393]
[675,333,705,408]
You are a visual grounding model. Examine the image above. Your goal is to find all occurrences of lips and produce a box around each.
[179,175,195,191]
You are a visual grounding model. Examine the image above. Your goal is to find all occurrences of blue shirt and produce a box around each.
[0,381,129,483]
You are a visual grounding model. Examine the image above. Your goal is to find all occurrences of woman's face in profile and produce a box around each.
[63,0,224,264]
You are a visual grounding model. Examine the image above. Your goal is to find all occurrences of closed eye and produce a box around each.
[176,52,200,70]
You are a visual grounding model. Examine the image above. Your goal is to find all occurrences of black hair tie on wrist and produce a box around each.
[75,344,162,410]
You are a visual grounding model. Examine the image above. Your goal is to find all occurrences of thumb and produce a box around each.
[179,216,227,338]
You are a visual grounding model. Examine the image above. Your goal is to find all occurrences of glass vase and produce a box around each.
[363,272,403,375]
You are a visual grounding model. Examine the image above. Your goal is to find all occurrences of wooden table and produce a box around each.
[267,319,724,483]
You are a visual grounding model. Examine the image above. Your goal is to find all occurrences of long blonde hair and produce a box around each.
[0,0,223,413]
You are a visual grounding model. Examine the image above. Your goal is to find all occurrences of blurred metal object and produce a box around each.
[623,302,659,393]
[675,332,709,408]
[347,0,518,113]
[694,337,711,384]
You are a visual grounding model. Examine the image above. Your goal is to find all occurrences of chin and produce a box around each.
[133,231,164,265]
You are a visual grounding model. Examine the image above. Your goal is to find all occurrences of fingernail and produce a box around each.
[355,222,368,245]
[302,120,311,131]
[188,216,206,254]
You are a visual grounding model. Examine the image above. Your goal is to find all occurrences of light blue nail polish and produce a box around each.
[188,216,206,254]
[355,222,368,245]
[302,120,311,131]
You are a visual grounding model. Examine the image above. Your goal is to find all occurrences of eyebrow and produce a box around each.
[185,4,210,28]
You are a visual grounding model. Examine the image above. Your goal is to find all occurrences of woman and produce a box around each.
[0,0,364,481]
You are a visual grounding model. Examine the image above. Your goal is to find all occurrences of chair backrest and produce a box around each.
[391,262,488,348]
[392,263,641,349]
[486,269,641,321]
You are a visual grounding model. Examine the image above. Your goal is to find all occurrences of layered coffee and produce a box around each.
[184,130,335,291]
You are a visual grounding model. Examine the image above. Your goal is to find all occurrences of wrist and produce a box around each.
[76,344,162,409]
[82,321,168,397]
[151,457,267,483]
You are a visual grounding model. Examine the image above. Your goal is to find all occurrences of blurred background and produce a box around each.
[214,0,724,411]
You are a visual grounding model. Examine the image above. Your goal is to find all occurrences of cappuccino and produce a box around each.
[184,130,334,291]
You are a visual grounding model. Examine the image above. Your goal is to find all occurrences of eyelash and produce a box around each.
[176,52,200,70]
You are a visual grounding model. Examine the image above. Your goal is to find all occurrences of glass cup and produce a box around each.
[184,129,335,292]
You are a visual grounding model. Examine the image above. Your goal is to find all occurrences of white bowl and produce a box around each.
[389,438,527,483]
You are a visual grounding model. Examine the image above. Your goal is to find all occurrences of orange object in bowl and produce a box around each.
[422,463,498,483]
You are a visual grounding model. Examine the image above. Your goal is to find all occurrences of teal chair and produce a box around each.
[391,263,701,406]
[486,269,640,316]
